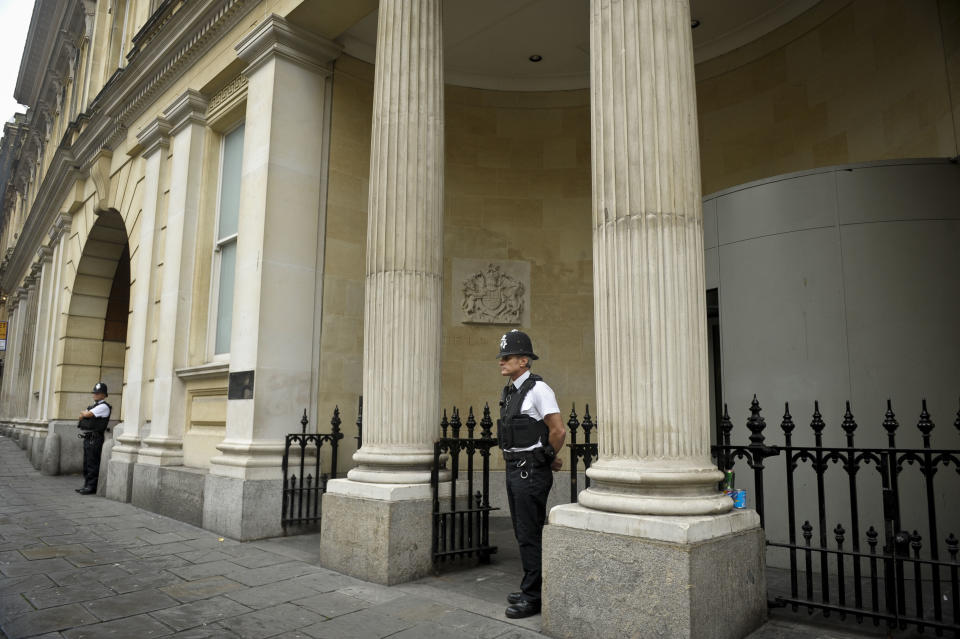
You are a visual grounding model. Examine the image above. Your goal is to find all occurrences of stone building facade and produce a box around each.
[0,0,958,634]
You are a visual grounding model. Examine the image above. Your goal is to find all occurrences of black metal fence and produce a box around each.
[431,405,499,567]
[566,403,598,503]
[713,396,960,635]
[281,407,344,529]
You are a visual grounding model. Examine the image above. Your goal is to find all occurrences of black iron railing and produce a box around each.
[566,403,598,503]
[713,396,960,635]
[431,405,499,566]
[281,407,344,529]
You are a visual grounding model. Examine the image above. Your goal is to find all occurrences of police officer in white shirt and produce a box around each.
[76,382,111,495]
[496,330,565,619]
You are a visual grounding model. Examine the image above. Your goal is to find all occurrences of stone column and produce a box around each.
[137,91,207,469]
[39,214,74,476]
[203,15,340,541]
[107,117,168,501]
[28,247,53,422]
[320,0,445,585]
[578,0,727,517]
[541,2,766,638]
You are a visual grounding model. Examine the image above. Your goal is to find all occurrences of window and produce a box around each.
[212,123,244,356]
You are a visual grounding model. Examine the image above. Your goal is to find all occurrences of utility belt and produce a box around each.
[503,448,548,466]
[78,431,104,440]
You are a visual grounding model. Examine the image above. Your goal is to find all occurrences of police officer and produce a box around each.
[76,382,111,495]
[497,329,565,619]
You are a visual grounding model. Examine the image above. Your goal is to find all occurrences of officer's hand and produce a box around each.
[550,457,563,472]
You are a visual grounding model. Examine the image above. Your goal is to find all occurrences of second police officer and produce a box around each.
[496,329,566,619]
[76,382,111,495]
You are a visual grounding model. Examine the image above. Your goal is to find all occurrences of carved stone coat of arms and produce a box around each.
[452,259,530,325]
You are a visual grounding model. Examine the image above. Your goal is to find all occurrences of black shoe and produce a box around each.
[506,592,524,605]
[77,487,96,495]
[505,600,540,619]
[74,488,83,493]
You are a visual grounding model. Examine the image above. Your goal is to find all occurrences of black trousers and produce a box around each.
[82,432,105,490]
[504,458,553,604]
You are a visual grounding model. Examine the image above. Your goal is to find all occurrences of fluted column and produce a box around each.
[578,0,729,515]
[347,0,444,485]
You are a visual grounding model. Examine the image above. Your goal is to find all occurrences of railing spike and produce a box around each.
[746,396,767,448]
[780,402,795,436]
[300,408,309,435]
[480,403,493,440]
[916,398,934,443]
[883,399,899,437]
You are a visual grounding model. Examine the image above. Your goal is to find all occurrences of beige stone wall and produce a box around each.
[319,57,596,465]
[696,0,960,195]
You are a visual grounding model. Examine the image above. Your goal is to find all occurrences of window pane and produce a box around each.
[218,124,244,240]
[214,241,237,354]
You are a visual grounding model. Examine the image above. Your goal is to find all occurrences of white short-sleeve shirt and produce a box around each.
[503,371,560,452]
[90,402,110,418]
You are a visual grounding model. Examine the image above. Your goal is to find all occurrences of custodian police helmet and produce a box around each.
[92,382,108,396]
[497,329,539,360]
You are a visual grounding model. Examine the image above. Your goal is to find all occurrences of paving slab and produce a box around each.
[60,612,174,639]
[160,576,247,603]
[290,591,369,619]
[2,603,99,639]
[214,602,324,639]
[299,608,415,639]
[82,588,181,622]
[23,583,115,609]
[148,596,253,631]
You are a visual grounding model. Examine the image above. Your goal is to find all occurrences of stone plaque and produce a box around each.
[452,259,530,325]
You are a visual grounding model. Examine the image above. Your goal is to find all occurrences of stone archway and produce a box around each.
[52,209,130,475]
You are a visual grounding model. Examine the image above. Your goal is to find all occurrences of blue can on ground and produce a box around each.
[732,489,747,509]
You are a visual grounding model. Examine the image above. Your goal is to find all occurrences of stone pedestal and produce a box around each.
[202,474,283,541]
[48,419,83,475]
[542,505,766,639]
[318,479,434,585]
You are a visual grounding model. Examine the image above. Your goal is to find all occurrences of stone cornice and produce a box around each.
[135,117,172,158]
[2,0,257,294]
[35,245,53,264]
[236,14,342,77]
[47,212,72,246]
[163,90,209,137]
[105,0,256,126]
[0,145,78,292]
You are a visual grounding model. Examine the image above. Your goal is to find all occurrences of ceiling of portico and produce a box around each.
[329,0,822,91]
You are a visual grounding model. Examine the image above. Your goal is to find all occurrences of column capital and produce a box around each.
[236,14,342,77]
[135,116,172,158]
[47,213,72,245]
[162,89,208,137]
[35,245,53,264]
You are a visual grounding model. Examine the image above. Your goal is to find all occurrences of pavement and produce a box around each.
[0,434,930,639]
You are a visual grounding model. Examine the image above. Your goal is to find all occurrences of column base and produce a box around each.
[542,504,766,639]
[348,446,438,484]
[131,463,207,527]
[319,479,434,585]
[581,459,731,516]
[202,473,283,541]
[137,437,184,466]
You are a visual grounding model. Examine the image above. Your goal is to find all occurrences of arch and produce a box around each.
[55,208,129,421]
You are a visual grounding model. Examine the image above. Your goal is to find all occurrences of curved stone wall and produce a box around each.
[705,158,960,566]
